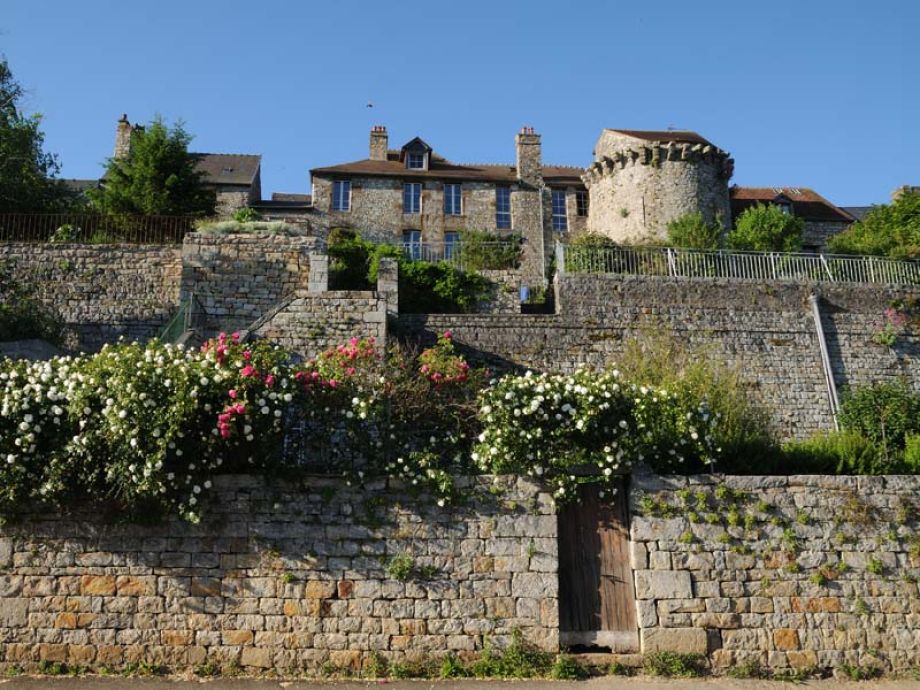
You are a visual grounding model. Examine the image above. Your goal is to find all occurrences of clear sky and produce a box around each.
[3,0,916,206]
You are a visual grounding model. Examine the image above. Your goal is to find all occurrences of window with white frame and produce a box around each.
[404,183,422,214]
[332,180,351,211]
[406,152,426,170]
[552,189,568,231]
[402,229,422,259]
[576,190,589,217]
[496,186,511,229]
[444,183,462,215]
[444,231,460,260]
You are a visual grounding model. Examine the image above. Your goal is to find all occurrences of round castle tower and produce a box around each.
[582,129,734,243]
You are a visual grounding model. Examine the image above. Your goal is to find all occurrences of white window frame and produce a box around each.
[404,182,422,214]
[332,180,351,212]
[402,229,422,259]
[406,152,426,170]
[496,186,512,229]
[444,183,462,216]
[552,189,568,231]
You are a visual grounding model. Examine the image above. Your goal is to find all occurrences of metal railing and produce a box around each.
[560,244,920,285]
[400,240,522,271]
[0,213,200,244]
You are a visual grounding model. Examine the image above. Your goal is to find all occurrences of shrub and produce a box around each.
[458,230,522,270]
[727,203,804,252]
[551,655,589,680]
[328,227,374,290]
[468,630,552,678]
[828,190,920,259]
[838,380,920,463]
[232,207,262,222]
[781,431,883,475]
[666,212,723,250]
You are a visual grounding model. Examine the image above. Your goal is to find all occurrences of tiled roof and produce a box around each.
[841,206,872,222]
[730,187,854,223]
[605,129,714,146]
[311,158,585,187]
[193,153,261,186]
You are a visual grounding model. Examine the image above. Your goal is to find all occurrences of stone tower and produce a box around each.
[582,129,734,243]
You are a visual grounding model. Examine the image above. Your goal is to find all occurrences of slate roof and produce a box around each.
[841,206,872,222]
[605,129,714,147]
[192,153,261,186]
[730,187,854,223]
[311,157,585,187]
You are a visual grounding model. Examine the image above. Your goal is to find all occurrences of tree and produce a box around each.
[89,117,215,216]
[828,191,920,259]
[0,57,69,213]
[666,212,723,250]
[727,203,804,252]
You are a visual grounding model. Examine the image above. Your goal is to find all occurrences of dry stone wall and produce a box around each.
[0,475,557,673]
[0,242,182,352]
[629,471,920,672]
[398,275,920,439]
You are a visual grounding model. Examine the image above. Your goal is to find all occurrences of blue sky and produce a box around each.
[3,0,916,205]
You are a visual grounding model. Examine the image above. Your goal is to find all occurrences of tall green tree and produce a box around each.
[89,117,216,216]
[666,212,723,250]
[828,191,920,259]
[727,203,804,252]
[0,57,69,212]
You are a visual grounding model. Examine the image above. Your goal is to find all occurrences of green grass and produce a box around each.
[642,651,707,677]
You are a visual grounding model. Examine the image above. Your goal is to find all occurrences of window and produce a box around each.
[406,152,426,170]
[444,231,460,260]
[402,229,422,260]
[496,186,511,229]
[332,180,350,211]
[552,190,568,231]
[404,183,422,214]
[576,190,589,217]
[777,201,793,215]
[444,184,462,216]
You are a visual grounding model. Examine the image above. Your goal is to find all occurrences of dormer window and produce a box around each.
[406,152,426,170]
[773,194,794,216]
[400,137,433,171]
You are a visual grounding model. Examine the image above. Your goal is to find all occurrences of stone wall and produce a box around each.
[0,243,182,352]
[629,471,920,672]
[0,475,557,673]
[398,275,920,439]
[181,233,322,337]
[803,221,851,253]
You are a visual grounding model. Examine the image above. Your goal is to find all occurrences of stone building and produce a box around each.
[582,129,735,243]
[112,115,262,216]
[309,126,588,282]
[730,186,855,252]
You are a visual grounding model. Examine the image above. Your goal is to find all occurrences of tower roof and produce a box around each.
[604,129,714,146]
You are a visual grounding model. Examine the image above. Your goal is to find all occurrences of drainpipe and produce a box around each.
[809,293,840,431]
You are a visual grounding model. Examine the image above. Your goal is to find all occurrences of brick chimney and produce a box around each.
[369,125,389,161]
[515,126,542,186]
[114,114,134,159]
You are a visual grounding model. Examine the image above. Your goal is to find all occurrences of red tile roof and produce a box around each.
[730,187,854,223]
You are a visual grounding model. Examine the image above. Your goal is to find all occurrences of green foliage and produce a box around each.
[829,191,920,259]
[0,261,64,344]
[328,228,375,290]
[781,431,884,475]
[839,664,882,681]
[839,381,920,464]
[616,333,778,473]
[468,630,553,678]
[725,659,767,679]
[385,553,416,581]
[0,57,71,213]
[88,117,216,217]
[232,207,262,222]
[727,203,804,252]
[666,212,723,250]
[458,230,522,270]
[570,232,619,248]
[550,655,589,680]
[866,557,884,575]
[439,654,466,678]
[642,651,706,677]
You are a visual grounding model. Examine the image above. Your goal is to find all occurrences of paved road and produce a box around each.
[2,678,920,689]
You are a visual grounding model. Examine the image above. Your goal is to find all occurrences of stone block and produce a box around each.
[774,628,800,650]
[80,575,117,596]
[641,627,708,655]
[0,599,28,627]
[240,646,273,668]
[634,570,692,600]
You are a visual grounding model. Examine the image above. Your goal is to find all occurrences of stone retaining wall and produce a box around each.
[629,471,920,673]
[0,243,182,352]
[0,475,557,673]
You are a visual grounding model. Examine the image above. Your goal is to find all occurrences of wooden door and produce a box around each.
[558,479,638,651]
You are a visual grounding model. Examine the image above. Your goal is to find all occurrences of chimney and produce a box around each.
[369,125,388,161]
[114,114,134,159]
[515,126,542,186]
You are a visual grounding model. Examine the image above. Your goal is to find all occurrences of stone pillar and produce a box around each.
[308,253,328,293]
[369,125,389,161]
[515,126,542,186]
[376,257,399,316]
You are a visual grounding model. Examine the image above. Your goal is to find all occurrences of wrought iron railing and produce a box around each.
[559,244,920,285]
[0,213,200,244]
[399,240,522,271]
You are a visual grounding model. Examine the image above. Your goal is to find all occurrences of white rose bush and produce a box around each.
[0,329,723,520]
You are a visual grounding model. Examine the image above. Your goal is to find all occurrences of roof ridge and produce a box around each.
[193,151,262,158]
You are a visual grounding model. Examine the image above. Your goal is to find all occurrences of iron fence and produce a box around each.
[0,213,200,244]
[400,240,522,271]
[559,244,920,285]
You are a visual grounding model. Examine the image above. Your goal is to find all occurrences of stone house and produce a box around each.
[309,126,588,282]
